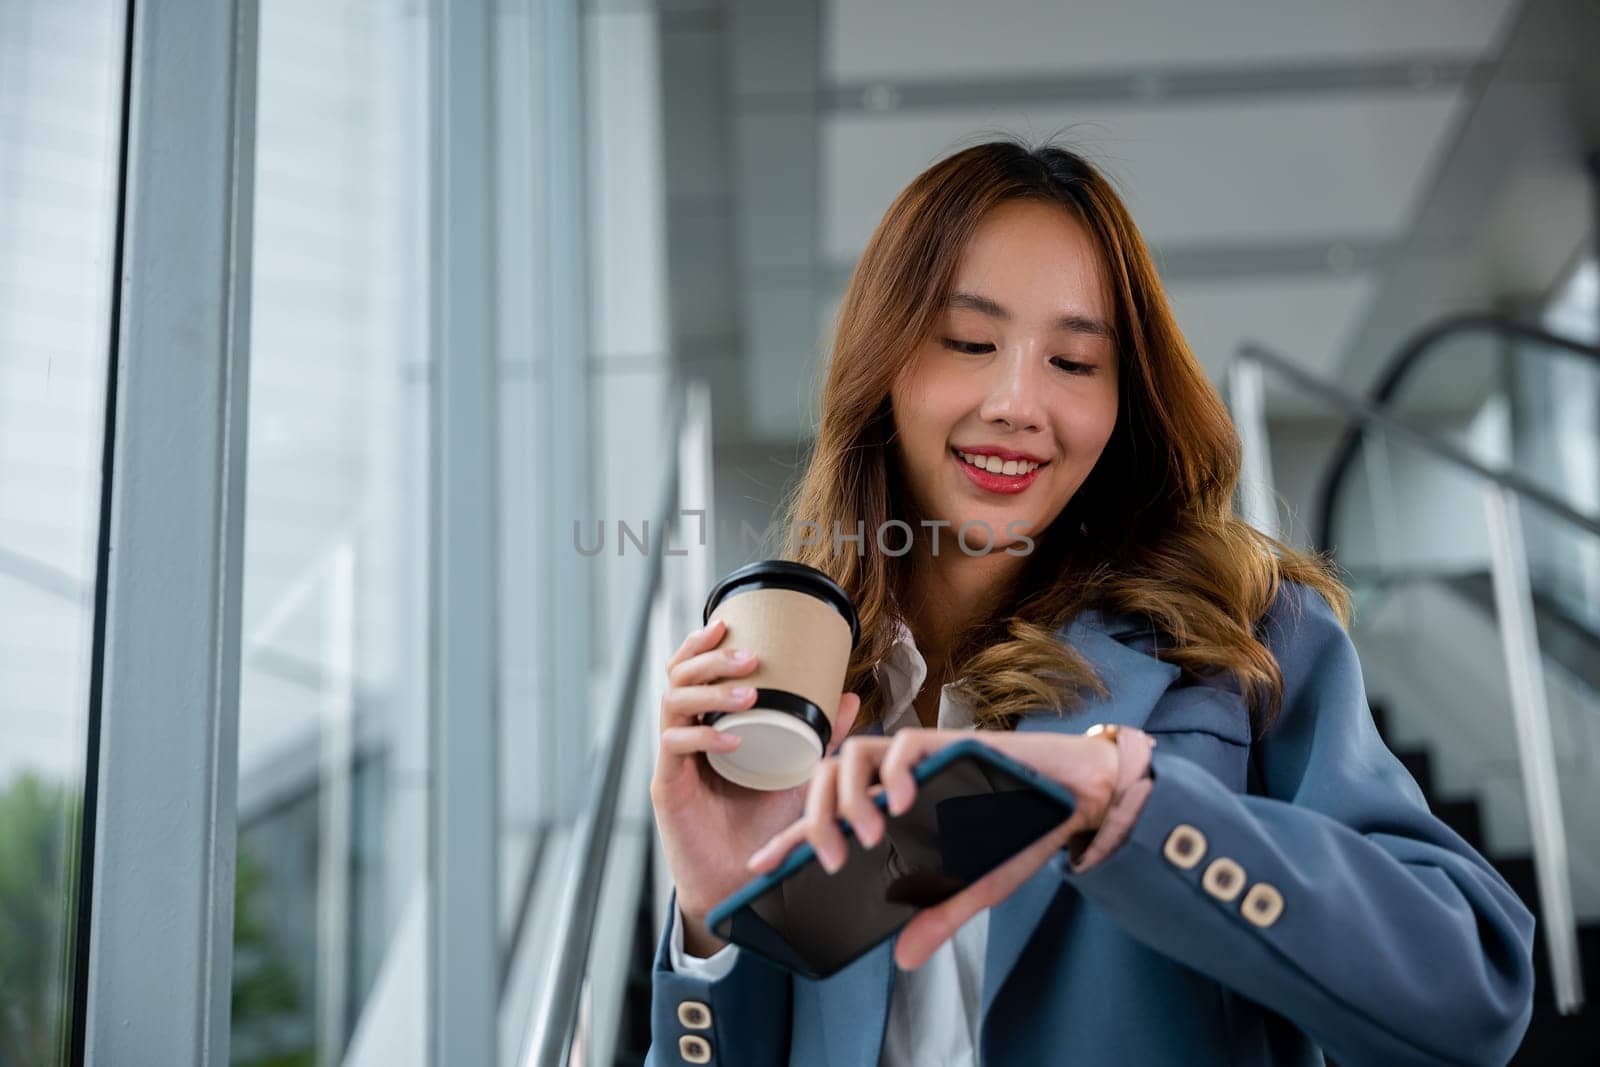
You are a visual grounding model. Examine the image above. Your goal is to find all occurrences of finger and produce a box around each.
[823,692,862,756]
[878,729,953,816]
[659,680,757,730]
[665,617,726,678]
[666,643,760,689]
[802,758,850,874]
[836,737,890,848]
[656,681,756,779]
[659,724,742,758]
[746,780,892,874]
[893,818,1077,970]
[746,817,809,873]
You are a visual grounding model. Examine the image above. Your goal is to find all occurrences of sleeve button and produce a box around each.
[1241,882,1284,927]
[677,1000,712,1030]
[1161,823,1207,869]
[1201,857,1245,902]
[679,1033,713,1063]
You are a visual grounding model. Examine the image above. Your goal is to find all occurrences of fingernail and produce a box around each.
[721,733,741,747]
[730,686,754,701]
[731,649,755,663]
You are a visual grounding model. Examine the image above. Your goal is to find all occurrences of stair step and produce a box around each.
[1496,856,1539,910]
[1491,854,1600,1017]
[1362,698,1599,1060]
[1368,699,1391,742]
[1395,749,1434,796]
[1433,799,1485,851]
[1512,1004,1600,1064]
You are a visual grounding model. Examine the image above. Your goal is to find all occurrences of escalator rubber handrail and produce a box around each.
[1314,313,1600,553]
[1238,340,1600,541]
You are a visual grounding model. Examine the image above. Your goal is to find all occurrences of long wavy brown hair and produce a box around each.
[775,137,1350,740]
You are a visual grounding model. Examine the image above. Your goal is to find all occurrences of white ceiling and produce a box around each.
[824,0,1512,81]
[815,0,1520,392]
[1163,275,1379,378]
[822,89,1470,262]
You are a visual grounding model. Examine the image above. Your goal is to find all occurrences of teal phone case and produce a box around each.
[705,738,1077,975]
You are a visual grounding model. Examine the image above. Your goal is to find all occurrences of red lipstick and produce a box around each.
[951,447,1046,495]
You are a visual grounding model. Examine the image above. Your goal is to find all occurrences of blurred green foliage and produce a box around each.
[0,772,76,1066]
[230,845,315,1067]
[0,772,315,1067]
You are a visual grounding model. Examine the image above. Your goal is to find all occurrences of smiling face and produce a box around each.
[890,198,1120,556]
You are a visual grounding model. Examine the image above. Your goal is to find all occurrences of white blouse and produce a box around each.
[668,619,986,1066]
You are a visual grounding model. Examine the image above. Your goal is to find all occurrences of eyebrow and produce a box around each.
[945,290,1115,341]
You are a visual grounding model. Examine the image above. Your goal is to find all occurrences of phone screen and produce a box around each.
[708,745,1076,979]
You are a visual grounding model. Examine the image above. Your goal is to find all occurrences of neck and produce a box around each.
[902,538,1027,668]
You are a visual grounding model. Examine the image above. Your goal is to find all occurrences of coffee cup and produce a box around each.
[699,559,860,790]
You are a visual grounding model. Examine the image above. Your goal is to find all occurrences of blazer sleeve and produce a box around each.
[1057,580,1537,1066]
[645,887,793,1067]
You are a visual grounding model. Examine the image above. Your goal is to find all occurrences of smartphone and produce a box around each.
[705,739,1077,980]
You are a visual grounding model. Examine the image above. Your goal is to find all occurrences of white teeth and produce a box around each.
[958,451,1040,475]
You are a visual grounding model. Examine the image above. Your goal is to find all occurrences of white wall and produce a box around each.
[1265,401,1509,574]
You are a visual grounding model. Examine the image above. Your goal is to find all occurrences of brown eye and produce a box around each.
[1052,358,1096,376]
[943,338,1094,375]
[940,338,992,355]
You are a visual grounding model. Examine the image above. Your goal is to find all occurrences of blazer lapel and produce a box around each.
[812,937,897,1065]
[980,608,1182,1023]
[818,608,1182,1062]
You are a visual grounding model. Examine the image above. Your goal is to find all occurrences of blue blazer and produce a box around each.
[647,580,1536,1065]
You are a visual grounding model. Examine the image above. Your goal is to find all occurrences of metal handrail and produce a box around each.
[522,385,689,1066]
[1231,339,1587,1014]
[1314,313,1600,552]
[1238,342,1600,539]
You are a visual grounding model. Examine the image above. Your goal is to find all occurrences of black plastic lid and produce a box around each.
[702,559,860,649]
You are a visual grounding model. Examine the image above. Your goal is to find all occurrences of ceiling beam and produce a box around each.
[823,54,1482,115]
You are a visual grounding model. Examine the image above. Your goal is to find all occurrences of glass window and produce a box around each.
[0,1,127,1061]
[1532,254,1600,629]
[231,2,432,1063]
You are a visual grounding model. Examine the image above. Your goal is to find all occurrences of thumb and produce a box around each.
[826,692,862,756]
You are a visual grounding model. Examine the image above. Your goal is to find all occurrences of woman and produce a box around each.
[646,139,1535,1066]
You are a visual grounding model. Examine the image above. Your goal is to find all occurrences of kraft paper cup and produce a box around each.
[699,560,860,791]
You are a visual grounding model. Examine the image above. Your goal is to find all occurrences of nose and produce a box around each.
[977,345,1046,433]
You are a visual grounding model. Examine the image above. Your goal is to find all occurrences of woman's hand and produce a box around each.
[649,616,862,956]
[743,728,1120,970]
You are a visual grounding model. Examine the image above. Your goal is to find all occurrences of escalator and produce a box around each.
[1239,312,1600,1062]
[1445,570,1600,696]
[1367,688,1600,1062]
